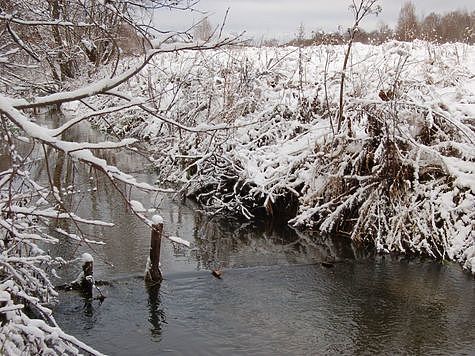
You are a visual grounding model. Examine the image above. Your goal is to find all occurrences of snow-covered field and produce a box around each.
[87,40,474,269]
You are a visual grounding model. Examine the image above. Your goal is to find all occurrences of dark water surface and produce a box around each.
[28,111,475,355]
[56,261,474,356]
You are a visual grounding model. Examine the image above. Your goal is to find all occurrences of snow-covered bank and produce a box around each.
[87,41,474,270]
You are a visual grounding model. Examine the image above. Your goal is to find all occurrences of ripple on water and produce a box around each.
[55,260,474,356]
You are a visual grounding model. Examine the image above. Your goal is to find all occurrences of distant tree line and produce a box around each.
[286,2,474,46]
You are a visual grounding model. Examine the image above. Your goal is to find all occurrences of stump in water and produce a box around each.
[145,216,164,284]
[81,253,94,298]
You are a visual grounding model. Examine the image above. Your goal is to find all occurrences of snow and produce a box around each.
[1,35,474,356]
[151,214,164,225]
[7,37,235,111]
[2,98,163,193]
[168,236,191,248]
[87,40,474,269]
[81,253,94,263]
[81,38,96,52]
[130,200,147,213]
[7,206,114,227]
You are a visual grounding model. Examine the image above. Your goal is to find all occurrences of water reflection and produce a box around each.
[146,284,166,339]
[82,300,95,319]
[343,261,473,355]
[195,218,315,269]
[55,259,475,356]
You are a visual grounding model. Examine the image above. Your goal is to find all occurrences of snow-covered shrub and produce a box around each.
[292,101,474,263]
[89,41,474,270]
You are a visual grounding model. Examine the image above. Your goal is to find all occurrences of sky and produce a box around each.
[153,0,474,41]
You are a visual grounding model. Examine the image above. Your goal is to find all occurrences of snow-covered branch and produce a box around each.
[8,38,237,110]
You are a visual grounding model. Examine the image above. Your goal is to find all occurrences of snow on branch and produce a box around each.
[0,96,158,192]
[8,37,237,110]
[98,41,474,272]
[0,13,95,27]
[4,206,114,227]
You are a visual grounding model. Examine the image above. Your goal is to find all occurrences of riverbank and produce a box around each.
[81,40,474,272]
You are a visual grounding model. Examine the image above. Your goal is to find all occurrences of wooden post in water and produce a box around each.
[145,216,163,283]
[81,253,94,298]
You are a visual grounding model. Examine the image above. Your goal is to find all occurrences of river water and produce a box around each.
[24,110,475,355]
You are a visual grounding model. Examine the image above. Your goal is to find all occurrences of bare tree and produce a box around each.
[419,9,474,44]
[440,10,474,43]
[374,22,393,44]
[420,12,442,42]
[396,1,419,42]
[194,17,214,41]
[0,0,202,91]
[337,0,381,133]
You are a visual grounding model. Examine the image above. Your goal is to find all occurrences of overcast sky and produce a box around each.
[153,0,474,40]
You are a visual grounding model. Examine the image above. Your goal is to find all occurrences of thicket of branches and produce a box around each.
[395,2,474,43]
[125,2,473,272]
[86,1,474,277]
[46,0,473,285]
[89,39,474,271]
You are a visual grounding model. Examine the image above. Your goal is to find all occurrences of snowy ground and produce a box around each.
[86,40,474,270]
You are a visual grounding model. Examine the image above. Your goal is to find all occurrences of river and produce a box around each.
[24,110,475,355]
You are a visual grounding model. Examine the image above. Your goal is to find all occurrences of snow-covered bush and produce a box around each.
[94,41,474,269]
